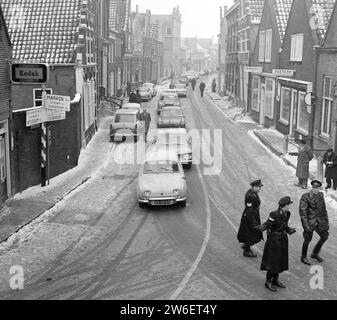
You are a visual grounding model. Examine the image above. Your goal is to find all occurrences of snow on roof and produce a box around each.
[110,0,129,32]
[0,0,81,64]
[274,0,293,42]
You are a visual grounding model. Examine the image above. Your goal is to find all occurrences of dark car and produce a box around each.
[158,107,185,128]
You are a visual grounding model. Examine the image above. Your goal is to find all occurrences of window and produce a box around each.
[167,27,172,35]
[33,88,52,107]
[297,91,310,134]
[265,79,274,118]
[259,29,272,62]
[109,43,114,63]
[290,34,303,62]
[0,137,6,183]
[280,87,291,124]
[321,76,333,136]
[252,76,260,111]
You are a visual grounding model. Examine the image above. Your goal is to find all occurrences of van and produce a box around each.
[110,109,140,142]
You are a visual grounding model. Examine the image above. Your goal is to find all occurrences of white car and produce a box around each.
[137,150,188,208]
[110,109,140,143]
[143,83,157,97]
[148,128,193,169]
[174,84,187,97]
[122,103,142,115]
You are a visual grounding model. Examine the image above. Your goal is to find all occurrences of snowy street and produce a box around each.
[0,83,336,300]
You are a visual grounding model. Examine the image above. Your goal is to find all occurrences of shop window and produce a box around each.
[252,76,260,111]
[33,88,52,107]
[297,91,310,134]
[280,87,291,124]
[265,79,274,118]
[290,34,303,62]
[321,76,333,136]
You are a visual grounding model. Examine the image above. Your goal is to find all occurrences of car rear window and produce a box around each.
[144,161,179,174]
[175,85,185,89]
[161,109,183,117]
[115,114,136,123]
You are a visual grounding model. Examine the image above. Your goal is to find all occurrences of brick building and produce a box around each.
[0,0,100,194]
[0,4,12,203]
[276,0,335,145]
[249,0,293,127]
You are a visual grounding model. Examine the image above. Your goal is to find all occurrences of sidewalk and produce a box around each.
[205,88,337,203]
[0,116,114,244]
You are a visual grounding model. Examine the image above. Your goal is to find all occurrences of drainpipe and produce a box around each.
[308,45,320,149]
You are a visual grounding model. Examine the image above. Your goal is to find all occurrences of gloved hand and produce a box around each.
[288,227,296,235]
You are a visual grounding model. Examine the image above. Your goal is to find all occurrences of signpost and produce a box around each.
[13,63,70,187]
[272,69,295,77]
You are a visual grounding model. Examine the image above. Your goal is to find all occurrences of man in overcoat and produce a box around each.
[295,140,313,189]
[191,78,196,91]
[260,196,296,292]
[199,81,206,97]
[237,180,264,258]
[322,148,337,190]
[299,180,329,265]
[139,108,151,142]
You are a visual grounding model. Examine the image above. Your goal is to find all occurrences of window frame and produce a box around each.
[251,76,260,112]
[290,33,304,62]
[321,76,333,137]
[259,30,266,62]
[279,87,291,125]
[296,91,310,135]
[33,88,53,108]
[264,78,275,119]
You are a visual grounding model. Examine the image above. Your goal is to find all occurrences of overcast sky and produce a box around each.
[132,0,234,41]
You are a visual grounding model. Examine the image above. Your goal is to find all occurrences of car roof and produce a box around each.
[143,83,153,86]
[145,150,178,162]
[116,109,139,115]
[122,103,141,108]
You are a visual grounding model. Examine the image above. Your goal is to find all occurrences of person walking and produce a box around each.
[199,81,206,97]
[237,180,264,258]
[295,139,314,189]
[126,82,132,97]
[139,108,151,142]
[260,196,297,292]
[135,89,142,104]
[299,180,329,265]
[322,148,337,190]
[191,78,196,91]
[211,79,217,93]
[129,89,137,103]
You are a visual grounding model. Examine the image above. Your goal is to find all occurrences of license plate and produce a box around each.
[151,200,174,206]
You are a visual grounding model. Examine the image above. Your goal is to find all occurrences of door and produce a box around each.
[260,83,266,126]
[289,89,298,136]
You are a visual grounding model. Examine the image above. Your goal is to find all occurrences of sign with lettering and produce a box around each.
[45,109,66,122]
[244,67,263,73]
[26,108,45,127]
[272,69,295,77]
[11,64,49,84]
[45,94,71,112]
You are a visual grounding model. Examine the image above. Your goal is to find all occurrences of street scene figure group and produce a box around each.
[237,178,330,292]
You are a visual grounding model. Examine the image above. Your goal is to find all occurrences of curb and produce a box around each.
[0,176,91,245]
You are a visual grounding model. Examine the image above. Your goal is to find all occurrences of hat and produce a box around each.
[250,179,264,187]
[278,196,293,207]
[327,148,333,152]
[311,180,322,187]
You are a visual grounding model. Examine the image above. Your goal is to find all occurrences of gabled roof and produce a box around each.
[0,0,81,64]
[247,0,265,23]
[0,4,11,45]
[309,0,335,43]
[110,0,129,33]
[274,0,293,42]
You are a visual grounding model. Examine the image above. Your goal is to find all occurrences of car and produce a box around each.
[122,103,142,115]
[148,128,193,169]
[110,109,140,143]
[138,87,152,102]
[157,107,185,129]
[137,150,188,208]
[174,83,187,98]
[158,93,180,114]
[143,83,157,97]
[178,76,188,86]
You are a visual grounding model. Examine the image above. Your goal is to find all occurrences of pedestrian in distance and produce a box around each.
[139,108,151,142]
[260,196,297,292]
[211,79,217,93]
[122,82,127,98]
[191,78,196,91]
[126,82,132,97]
[237,180,264,258]
[299,180,329,265]
[199,81,206,97]
[295,139,314,189]
[322,148,337,190]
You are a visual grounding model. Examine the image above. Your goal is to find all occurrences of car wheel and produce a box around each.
[139,202,147,209]
[179,200,187,207]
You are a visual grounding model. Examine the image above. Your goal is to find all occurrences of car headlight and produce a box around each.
[144,190,151,197]
[181,154,189,160]
[173,189,180,196]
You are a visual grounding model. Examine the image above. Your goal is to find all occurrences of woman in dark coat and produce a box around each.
[295,140,313,189]
[322,149,337,190]
[260,196,296,292]
[237,180,264,257]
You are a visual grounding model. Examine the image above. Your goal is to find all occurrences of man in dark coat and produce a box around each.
[199,81,206,97]
[191,78,196,91]
[299,180,329,265]
[135,89,142,104]
[237,180,264,257]
[260,196,296,292]
[129,90,137,103]
[295,140,313,189]
[139,108,151,142]
[322,148,337,190]
[211,79,217,92]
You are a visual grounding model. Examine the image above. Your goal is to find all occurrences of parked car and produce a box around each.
[178,76,188,86]
[158,107,185,129]
[138,87,152,102]
[158,93,180,114]
[122,103,142,115]
[174,83,187,98]
[110,109,140,143]
[148,128,193,169]
[137,150,188,208]
[143,83,157,97]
